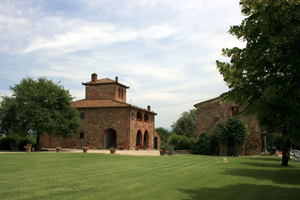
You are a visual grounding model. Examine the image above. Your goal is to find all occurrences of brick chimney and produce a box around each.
[92,73,97,82]
[147,105,151,111]
[115,76,118,82]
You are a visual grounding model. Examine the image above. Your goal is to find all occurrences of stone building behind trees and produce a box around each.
[40,73,160,150]
[194,97,261,156]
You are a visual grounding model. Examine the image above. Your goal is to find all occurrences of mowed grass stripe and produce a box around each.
[1,153,300,200]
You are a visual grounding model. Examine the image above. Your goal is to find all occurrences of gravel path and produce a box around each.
[0,149,161,156]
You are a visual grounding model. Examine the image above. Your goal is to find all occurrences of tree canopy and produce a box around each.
[216,0,300,165]
[171,109,197,138]
[155,127,172,143]
[0,77,82,149]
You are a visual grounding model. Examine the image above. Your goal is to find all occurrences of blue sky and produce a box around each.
[0,0,245,128]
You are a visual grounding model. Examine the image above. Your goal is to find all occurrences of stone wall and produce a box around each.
[195,97,261,156]
[40,107,157,150]
[129,108,155,149]
[85,84,126,103]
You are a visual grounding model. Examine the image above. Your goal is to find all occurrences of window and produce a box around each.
[80,112,85,120]
[137,111,142,121]
[80,132,84,139]
[144,113,149,122]
[214,117,219,123]
[109,111,112,116]
[132,112,134,120]
[232,106,239,116]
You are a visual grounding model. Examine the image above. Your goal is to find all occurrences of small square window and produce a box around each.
[80,112,85,120]
[80,132,84,139]
[214,117,219,123]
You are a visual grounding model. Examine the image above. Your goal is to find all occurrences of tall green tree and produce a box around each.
[216,0,300,166]
[0,77,82,149]
[171,109,197,138]
[155,127,172,143]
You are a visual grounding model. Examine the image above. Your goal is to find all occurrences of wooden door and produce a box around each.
[44,134,52,148]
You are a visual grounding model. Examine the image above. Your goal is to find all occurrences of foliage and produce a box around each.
[155,127,172,143]
[0,137,17,150]
[160,141,166,150]
[167,134,194,150]
[166,144,175,155]
[216,0,300,165]
[218,117,249,145]
[17,138,35,151]
[171,109,197,138]
[0,77,82,149]
[192,132,220,155]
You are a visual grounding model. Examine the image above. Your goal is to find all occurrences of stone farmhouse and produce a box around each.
[40,73,160,150]
[194,97,261,156]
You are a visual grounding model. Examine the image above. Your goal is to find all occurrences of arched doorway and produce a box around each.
[227,137,236,156]
[104,128,117,149]
[136,130,142,147]
[144,130,149,148]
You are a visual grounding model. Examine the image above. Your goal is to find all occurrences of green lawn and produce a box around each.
[0,153,300,200]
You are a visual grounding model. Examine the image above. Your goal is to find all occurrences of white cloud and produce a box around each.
[0,0,244,128]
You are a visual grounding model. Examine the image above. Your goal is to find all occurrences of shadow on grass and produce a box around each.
[178,184,300,200]
[222,167,300,185]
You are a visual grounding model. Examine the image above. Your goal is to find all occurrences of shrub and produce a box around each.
[17,138,35,151]
[192,132,220,155]
[192,132,210,155]
[160,141,167,150]
[167,134,194,150]
[218,117,249,145]
[166,144,175,155]
[0,137,17,150]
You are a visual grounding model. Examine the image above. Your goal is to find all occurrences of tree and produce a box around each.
[0,77,82,149]
[155,127,172,143]
[216,0,300,166]
[171,109,197,138]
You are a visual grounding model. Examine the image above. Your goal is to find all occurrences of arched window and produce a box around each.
[137,111,142,121]
[144,113,149,122]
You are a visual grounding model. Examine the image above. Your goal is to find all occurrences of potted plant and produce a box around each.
[82,146,89,153]
[136,146,140,150]
[24,143,32,153]
[143,145,148,150]
[118,145,124,150]
[110,147,116,154]
[56,147,62,152]
[9,143,16,151]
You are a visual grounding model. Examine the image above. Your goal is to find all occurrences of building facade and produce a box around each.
[40,73,160,150]
[194,97,261,156]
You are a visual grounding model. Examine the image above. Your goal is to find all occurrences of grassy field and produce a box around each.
[0,153,300,200]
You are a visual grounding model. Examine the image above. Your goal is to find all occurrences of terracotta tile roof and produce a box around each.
[72,99,157,114]
[82,78,129,88]
[194,96,220,108]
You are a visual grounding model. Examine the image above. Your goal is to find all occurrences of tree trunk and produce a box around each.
[281,138,291,166]
[36,133,41,151]
[281,125,291,166]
